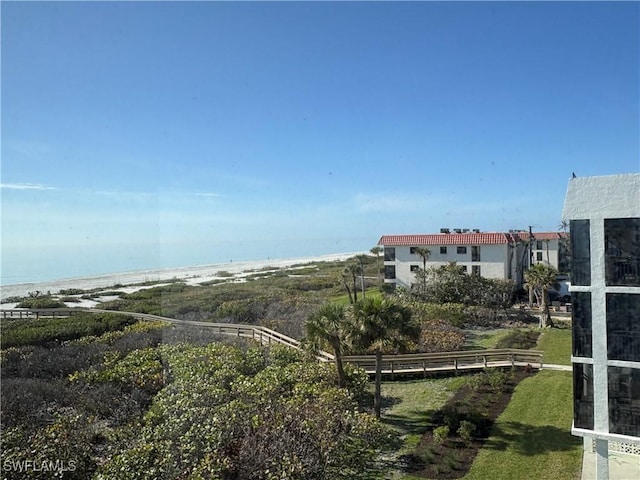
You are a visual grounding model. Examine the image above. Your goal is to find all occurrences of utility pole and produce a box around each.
[529,225,534,268]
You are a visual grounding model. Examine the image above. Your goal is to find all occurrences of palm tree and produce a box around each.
[524,263,558,328]
[413,246,431,271]
[354,254,370,298]
[305,303,349,387]
[370,246,383,288]
[413,246,431,292]
[343,263,362,303]
[558,219,569,233]
[348,297,418,419]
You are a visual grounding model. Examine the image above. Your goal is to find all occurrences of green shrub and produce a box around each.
[1,313,137,349]
[457,420,476,442]
[16,296,66,309]
[433,425,450,445]
[484,369,510,393]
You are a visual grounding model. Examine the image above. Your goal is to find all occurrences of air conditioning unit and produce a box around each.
[440,228,450,234]
[473,229,480,233]
[453,228,462,234]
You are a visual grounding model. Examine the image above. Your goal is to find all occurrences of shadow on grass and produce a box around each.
[482,421,581,455]
[382,409,436,436]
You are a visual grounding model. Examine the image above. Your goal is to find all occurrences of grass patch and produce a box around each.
[379,377,465,479]
[494,329,540,350]
[464,329,513,350]
[537,328,572,366]
[464,370,582,480]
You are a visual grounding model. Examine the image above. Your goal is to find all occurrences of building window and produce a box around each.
[384,265,396,280]
[384,247,395,262]
[536,240,543,250]
[572,292,592,358]
[440,246,447,255]
[536,251,543,262]
[410,265,420,272]
[471,265,481,276]
[608,366,640,437]
[410,247,416,254]
[573,363,594,430]
[605,217,640,287]
[606,293,640,362]
[570,220,591,286]
[471,246,480,262]
[457,246,467,255]
[461,265,468,273]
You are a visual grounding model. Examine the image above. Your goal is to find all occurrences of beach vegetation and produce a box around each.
[0,312,138,349]
[2,321,397,480]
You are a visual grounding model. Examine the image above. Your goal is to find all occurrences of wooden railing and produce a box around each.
[342,349,543,376]
[0,308,543,375]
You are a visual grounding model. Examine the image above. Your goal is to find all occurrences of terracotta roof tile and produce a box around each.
[378,231,566,246]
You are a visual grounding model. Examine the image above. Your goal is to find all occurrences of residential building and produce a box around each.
[562,173,640,480]
[377,230,567,289]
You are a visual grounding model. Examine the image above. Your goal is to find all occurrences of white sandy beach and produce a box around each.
[0,252,362,304]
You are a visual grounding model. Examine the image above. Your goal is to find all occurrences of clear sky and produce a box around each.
[2,1,639,284]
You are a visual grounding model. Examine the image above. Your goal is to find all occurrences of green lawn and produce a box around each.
[464,329,518,349]
[538,328,573,366]
[379,377,466,479]
[463,370,582,480]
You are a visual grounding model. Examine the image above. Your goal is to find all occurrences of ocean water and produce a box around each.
[0,247,362,301]
[1,237,365,286]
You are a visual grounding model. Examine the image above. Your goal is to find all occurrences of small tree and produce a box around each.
[524,263,558,328]
[305,303,348,386]
[413,246,431,291]
[348,297,418,419]
[342,263,362,304]
[370,246,383,288]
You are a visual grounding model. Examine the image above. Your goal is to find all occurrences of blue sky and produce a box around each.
[2,1,639,284]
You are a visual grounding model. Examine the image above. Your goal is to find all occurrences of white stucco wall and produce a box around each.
[386,243,511,287]
[562,174,640,221]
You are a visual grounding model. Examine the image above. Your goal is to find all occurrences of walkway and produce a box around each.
[2,308,545,376]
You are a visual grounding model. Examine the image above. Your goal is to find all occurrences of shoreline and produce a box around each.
[0,252,362,302]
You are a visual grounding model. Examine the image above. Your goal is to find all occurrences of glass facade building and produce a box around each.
[563,174,640,480]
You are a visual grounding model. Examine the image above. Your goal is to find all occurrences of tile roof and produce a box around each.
[378,231,566,246]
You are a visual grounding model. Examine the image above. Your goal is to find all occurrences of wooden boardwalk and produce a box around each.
[1,308,544,375]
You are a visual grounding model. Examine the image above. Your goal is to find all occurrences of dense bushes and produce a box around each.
[412,262,515,309]
[94,345,392,480]
[1,313,138,349]
[2,317,395,480]
[16,295,66,309]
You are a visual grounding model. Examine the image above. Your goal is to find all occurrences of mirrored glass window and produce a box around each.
[605,218,640,286]
[572,292,592,358]
[607,293,640,362]
[573,363,594,430]
[608,366,640,437]
[570,220,591,286]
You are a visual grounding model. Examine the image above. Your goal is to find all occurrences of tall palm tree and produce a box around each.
[524,263,558,328]
[413,246,431,291]
[343,263,362,303]
[348,297,418,419]
[558,219,569,233]
[354,254,370,298]
[370,246,383,288]
[305,303,348,387]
